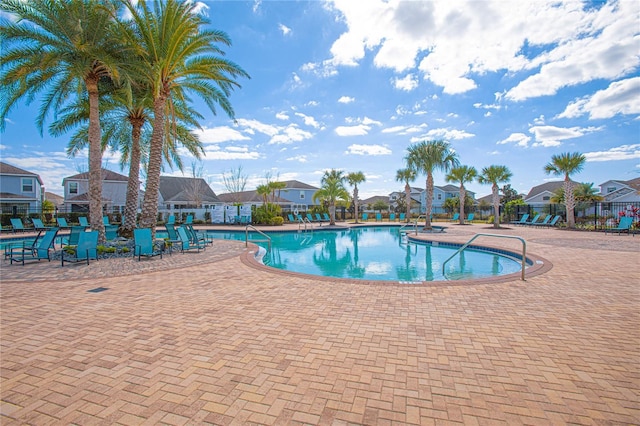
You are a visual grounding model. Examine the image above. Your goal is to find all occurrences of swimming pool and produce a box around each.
[191,227,529,282]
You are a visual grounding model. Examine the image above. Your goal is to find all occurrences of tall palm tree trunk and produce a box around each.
[564,176,576,229]
[405,183,411,223]
[459,186,466,225]
[86,76,105,243]
[492,184,500,228]
[329,203,336,226]
[425,174,434,229]
[140,97,166,233]
[353,186,359,224]
[122,119,144,237]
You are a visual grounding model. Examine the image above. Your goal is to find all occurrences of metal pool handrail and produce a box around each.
[399,215,427,235]
[245,225,271,252]
[441,233,527,281]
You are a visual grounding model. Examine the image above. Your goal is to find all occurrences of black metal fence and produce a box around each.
[512,201,640,230]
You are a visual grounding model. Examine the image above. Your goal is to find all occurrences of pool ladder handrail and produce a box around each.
[398,214,427,236]
[299,216,313,233]
[442,233,527,281]
[245,225,271,252]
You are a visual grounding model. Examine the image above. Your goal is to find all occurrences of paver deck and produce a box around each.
[1,223,639,425]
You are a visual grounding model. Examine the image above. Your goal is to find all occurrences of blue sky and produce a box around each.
[1,0,639,199]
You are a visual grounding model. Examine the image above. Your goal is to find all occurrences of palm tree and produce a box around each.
[478,165,513,229]
[50,86,205,237]
[405,140,459,229]
[346,172,366,223]
[395,168,417,223]
[446,165,478,225]
[312,170,349,226]
[0,0,131,242]
[544,152,586,229]
[122,0,249,232]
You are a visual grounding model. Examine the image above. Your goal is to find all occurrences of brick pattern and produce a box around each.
[1,224,639,424]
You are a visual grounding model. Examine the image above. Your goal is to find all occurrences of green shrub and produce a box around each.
[270,216,284,226]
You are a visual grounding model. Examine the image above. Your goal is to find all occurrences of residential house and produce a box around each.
[217,190,290,207]
[389,187,423,214]
[362,196,390,212]
[0,161,44,215]
[523,181,567,209]
[62,169,133,213]
[158,176,221,210]
[277,180,320,211]
[418,184,477,214]
[598,178,640,202]
[45,192,64,209]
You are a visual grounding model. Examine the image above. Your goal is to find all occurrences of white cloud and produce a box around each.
[275,111,289,120]
[345,144,392,156]
[193,126,251,144]
[268,124,313,145]
[409,128,474,142]
[322,0,639,98]
[338,96,355,104]
[529,125,602,147]
[584,144,640,162]
[497,133,532,148]
[393,74,418,91]
[279,23,291,35]
[335,124,370,136]
[294,112,320,128]
[286,155,308,163]
[557,77,640,120]
[382,124,428,135]
[202,145,260,160]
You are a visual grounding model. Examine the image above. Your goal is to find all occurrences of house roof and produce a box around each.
[45,192,64,205]
[63,168,129,183]
[65,193,113,203]
[626,177,640,192]
[524,181,568,200]
[437,184,459,192]
[0,161,44,185]
[282,180,319,190]
[217,190,290,204]
[361,195,389,205]
[0,192,34,200]
[159,176,221,203]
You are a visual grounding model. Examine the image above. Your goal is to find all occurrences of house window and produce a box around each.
[607,186,617,193]
[69,182,78,194]
[543,196,550,201]
[300,193,305,200]
[437,194,442,200]
[21,178,34,193]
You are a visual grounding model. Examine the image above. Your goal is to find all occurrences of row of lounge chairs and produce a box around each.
[510,213,562,227]
[288,213,331,224]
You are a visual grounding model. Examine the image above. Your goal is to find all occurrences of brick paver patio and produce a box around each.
[1,223,638,424]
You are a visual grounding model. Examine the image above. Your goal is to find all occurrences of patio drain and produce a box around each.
[87,287,109,293]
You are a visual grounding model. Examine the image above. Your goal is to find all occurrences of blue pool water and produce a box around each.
[179,227,526,282]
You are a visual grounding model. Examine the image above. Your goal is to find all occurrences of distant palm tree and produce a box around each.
[122,0,249,232]
[346,172,366,223]
[446,165,478,225]
[544,152,586,229]
[313,170,349,226]
[395,168,416,223]
[0,0,131,242]
[405,140,459,229]
[478,165,512,229]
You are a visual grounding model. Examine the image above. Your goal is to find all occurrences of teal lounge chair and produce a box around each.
[529,215,551,227]
[133,228,164,261]
[399,213,406,222]
[62,225,87,246]
[323,213,331,222]
[450,213,460,222]
[31,218,50,231]
[57,217,70,229]
[525,214,547,226]
[102,216,119,240]
[375,213,382,222]
[10,218,28,233]
[184,224,212,245]
[465,213,474,223]
[315,213,329,223]
[175,226,205,253]
[605,216,634,235]
[362,213,368,221]
[185,215,194,225]
[78,216,89,227]
[306,213,316,223]
[10,227,59,265]
[164,224,182,252]
[61,231,98,266]
[389,213,396,222]
[166,214,176,225]
[533,215,561,228]
[510,214,529,225]
[287,214,296,222]
[519,214,540,226]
